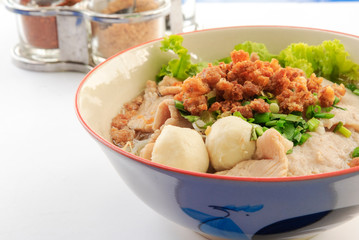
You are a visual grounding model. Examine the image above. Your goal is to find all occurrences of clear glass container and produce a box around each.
[88,0,170,65]
[5,0,169,71]
[15,0,82,62]
[181,0,197,32]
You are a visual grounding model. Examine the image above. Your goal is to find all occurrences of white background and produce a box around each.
[1,1,359,239]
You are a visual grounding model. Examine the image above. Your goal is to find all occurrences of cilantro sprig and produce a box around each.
[252,112,310,146]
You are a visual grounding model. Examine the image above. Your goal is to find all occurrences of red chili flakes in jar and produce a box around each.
[20,0,81,49]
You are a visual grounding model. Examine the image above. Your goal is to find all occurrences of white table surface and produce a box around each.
[1,1,359,239]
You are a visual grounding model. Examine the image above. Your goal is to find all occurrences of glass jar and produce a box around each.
[16,0,82,62]
[5,0,92,72]
[87,0,170,65]
[181,0,197,32]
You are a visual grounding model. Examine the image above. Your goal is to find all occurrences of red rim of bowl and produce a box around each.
[75,25,359,183]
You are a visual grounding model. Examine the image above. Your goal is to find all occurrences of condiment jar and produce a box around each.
[5,0,91,72]
[87,0,170,65]
[4,0,171,71]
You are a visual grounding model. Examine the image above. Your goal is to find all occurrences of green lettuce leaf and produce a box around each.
[278,39,359,84]
[278,43,316,77]
[234,41,276,62]
[156,35,200,82]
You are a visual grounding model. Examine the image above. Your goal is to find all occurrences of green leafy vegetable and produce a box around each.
[156,35,201,82]
[352,147,359,158]
[174,100,199,123]
[229,40,359,93]
[265,120,277,127]
[285,114,302,122]
[213,56,232,65]
[278,43,316,78]
[251,111,311,146]
[271,113,287,120]
[164,37,359,147]
[254,112,271,123]
[277,39,359,88]
[234,41,276,61]
[299,133,312,145]
[282,121,295,140]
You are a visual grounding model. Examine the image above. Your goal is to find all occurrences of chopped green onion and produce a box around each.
[207,97,216,107]
[299,133,311,145]
[333,96,340,105]
[352,147,359,158]
[291,111,302,116]
[338,126,352,138]
[306,105,315,119]
[293,131,302,143]
[314,113,335,119]
[242,101,251,106]
[251,126,258,141]
[247,118,255,123]
[313,105,322,114]
[287,148,293,154]
[276,119,286,128]
[333,105,347,111]
[200,111,215,126]
[206,90,216,99]
[254,112,271,123]
[258,96,270,103]
[259,92,275,104]
[271,113,287,120]
[332,96,347,110]
[233,111,246,120]
[218,111,232,119]
[265,120,278,127]
[174,100,186,112]
[264,92,274,99]
[334,122,352,138]
[282,122,295,140]
[270,102,280,113]
[255,126,264,137]
[334,121,343,132]
[285,114,302,122]
[206,91,217,107]
[322,106,334,112]
[182,114,200,123]
[307,118,320,132]
[213,110,222,118]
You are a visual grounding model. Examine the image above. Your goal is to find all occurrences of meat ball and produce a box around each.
[151,125,209,173]
[206,116,255,171]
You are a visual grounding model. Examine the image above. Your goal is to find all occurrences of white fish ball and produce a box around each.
[206,116,255,171]
[151,125,209,173]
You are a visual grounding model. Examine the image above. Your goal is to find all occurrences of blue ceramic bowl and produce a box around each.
[75,26,359,240]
